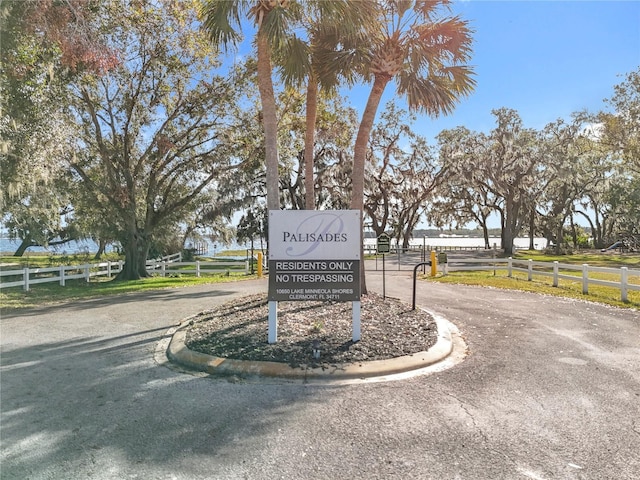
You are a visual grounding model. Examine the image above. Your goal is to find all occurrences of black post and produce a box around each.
[382,253,386,299]
[412,262,431,310]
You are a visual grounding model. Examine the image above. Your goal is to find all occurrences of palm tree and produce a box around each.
[200,0,297,211]
[200,1,381,213]
[351,0,475,211]
[332,0,476,292]
[275,1,378,210]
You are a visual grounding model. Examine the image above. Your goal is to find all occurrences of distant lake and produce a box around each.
[0,238,116,256]
[1,235,548,256]
[364,236,548,250]
[0,237,251,257]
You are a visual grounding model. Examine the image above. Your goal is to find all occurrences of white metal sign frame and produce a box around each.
[268,210,362,343]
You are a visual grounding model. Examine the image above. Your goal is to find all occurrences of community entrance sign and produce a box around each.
[268,210,362,343]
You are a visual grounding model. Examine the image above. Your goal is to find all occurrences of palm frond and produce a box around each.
[414,0,452,20]
[414,16,474,63]
[312,0,380,42]
[276,34,310,87]
[398,72,467,117]
[308,3,382,89]
[260,5,292,50]
[198,0,244,51]
[440,64,477,95]
[395,0,414,18]
[313,38,374,89]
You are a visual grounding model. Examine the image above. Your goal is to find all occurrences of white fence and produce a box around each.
[145,259,249,277]
[1,261,125,290]
[442,257,640,302]
[0,252,249,291]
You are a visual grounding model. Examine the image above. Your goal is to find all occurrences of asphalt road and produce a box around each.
[1,268,639,480]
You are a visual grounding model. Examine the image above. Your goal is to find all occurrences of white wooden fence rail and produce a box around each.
[442,257,640,302]
[4,253,636,302]
[145,260,249,277]
[0,261,125,290]
[1,253,249,291]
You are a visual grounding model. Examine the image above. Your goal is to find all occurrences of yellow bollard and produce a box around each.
[257,252,263,278]
[430,250,437,277]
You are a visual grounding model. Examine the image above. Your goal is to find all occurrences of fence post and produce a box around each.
[620,267,628,302]
[528,259,533,281]
[508,257,513,278]
[492,251,496,276]
[553,261,559,287]
[84,264,90,282]
[582,264,589,294]
[245,260,249,274]
[161,261,166,277]
[59,264,65,286]
[196,260,200,277]
[23,267,30,291]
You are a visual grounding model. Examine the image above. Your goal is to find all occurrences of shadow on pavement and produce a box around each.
[0,321,333,479]
[1,287,244,319]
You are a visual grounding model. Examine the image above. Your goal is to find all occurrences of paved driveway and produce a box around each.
[1,273,639,479]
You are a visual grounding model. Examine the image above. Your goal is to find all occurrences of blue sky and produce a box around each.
[343,0,640,144]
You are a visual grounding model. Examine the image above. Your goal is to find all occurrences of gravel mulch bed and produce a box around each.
[185,293,438,368]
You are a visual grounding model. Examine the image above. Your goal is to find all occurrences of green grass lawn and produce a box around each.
[427,250,640,309]
[0,251,264,310]
[217,249,255,257]
[512,250,640,268]
[0,272,258,310]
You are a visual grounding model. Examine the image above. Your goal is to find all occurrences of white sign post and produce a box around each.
[268,210,362,343]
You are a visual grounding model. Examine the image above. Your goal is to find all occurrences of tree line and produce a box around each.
[1,1,637,284]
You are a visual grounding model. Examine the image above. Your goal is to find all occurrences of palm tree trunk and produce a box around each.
[351,75,390,295]
[256,28,280,212]
[351,76,388,212]
[304,75,318,210]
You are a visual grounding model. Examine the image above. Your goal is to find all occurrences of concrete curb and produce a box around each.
[165,311,457,381]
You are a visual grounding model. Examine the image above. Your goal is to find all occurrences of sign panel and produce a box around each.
[377,233,391,254]
[268,260,360,301]
[269,210,361,260]
[268,210,361,301]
